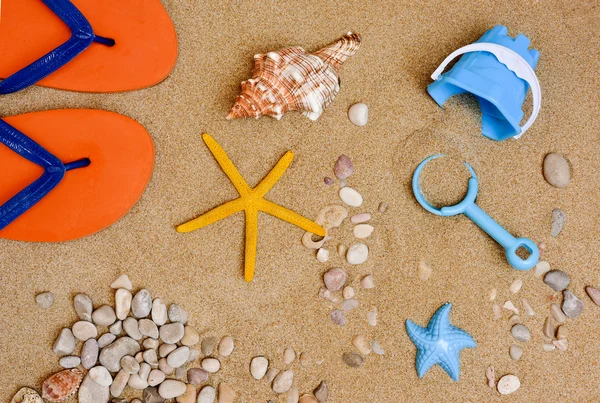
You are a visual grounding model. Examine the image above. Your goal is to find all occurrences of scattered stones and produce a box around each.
[543,152,570,189]
[273,370,294,394]
[339,187,363,207]
[151,298,168,326]
[485,366,495,388]
[372,341,385,355]
[553,339,569,351]
[158,380,187,399]
[250,356,269,380]
[143,386,164,403]
[550,303,567,324]
[535,260,551,278]
[187,368,209,385]
[99,337,141,372]
[353,224,374,239]
[201,357,221,373]
[218,336,235,357]
[418,260,432,281]
[503,300,519,315]
[343,286,355,299]
[544,270,570,291]
[167,346,190,368]
[36,291,54,309]
[89,366,113,387]
[92,305,117,327]
[351,213,371,223]
[511,324,531,342]
[168,304,188,324]
[367,308,377,326]
[492,304,502,319]
[361,275,374,289]
[53,328,76,356]
[348,103,368,127]
[74,294,93,321]
[81,339,99,369]
[543,317,555,339]
[556,325,568,340]
[497,374,520,395]
[333,155,354,180]
[115,289,132,320]
[586,286,600,305]
[201,336,218,356]
[522,299,536,317]
[78,373,110,403]
[98,333,116,348]
[283,348,296,365]
[352,335,371,355]
[509,345,523,361]
[72,321,98,341]
[509,279,523,294]
[159,323,185,344]
[551,208,566,237]
[218,382,236,403]
[123,317,143,340]
[323,268,347,292]
[314,381,328,402]
[330,310,347,326]
[562,289,584,318]
[316,248,329,263]
[346,243,368,264]
[342,352,364,368]
[131,289,152,318]
[59,356,81,369]
[110,274,133,290]
[197,386,216,403]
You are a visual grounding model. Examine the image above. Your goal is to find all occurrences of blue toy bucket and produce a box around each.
[427,26,541,141]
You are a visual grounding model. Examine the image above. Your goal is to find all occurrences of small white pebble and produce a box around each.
[371,341,385,355]
[339,187,363,207]
[352,335,371,355]
[348,103,369,127]
[350,213,371,224]
[316,248,329,263]
[522,299,536,316]
[489,288,497,301]
[543,343,556,351]
[367,308,377,326]
[497,374,520,395]
[361,275,374,289]
[535,260,551,278]
[343,286,355,300]
[492,304,502,319]
[283,348,296,365]
[553,339,568,351]
[353,224,374,239]
[346,243,368,264]
[503,300,519,315]
[509,279,523,294]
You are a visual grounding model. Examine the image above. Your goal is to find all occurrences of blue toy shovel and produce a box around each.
[412,155,539,271]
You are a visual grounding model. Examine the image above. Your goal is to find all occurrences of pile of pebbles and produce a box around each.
[20,275,236,403]
[249,349,328,402]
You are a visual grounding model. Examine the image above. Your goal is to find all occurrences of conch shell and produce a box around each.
[227,32,361,121]
[41,368,83,402]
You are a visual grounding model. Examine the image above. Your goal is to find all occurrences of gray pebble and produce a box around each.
[167,346,190,368]
[78,373,110,403]
[138,362,151,381]
[151,298,168,326]
[158,358,174,375]
[123,317,143,340]
[551,208,566,237]
[201,336,218,356]
[562,289,584,318]
[509,345,523,361]
[147,369,165,387]
[98,333,117,348]
[342,352,364,368]
[92,305,117,327]
[511,324,531,342]
[99,337,141,372]
[81,339,99,369]
[544,270,571,291]
[143,386,165,403]
[59,355,81,368]
[35,291,54,309]
[330,310,347,326]
[138,318,159,339]
[120,355,140,374]
[74,294,93,321]
[159,323,184,344]
[543,153,570,188]
[143,349,159,367]
[158,343,177,358]
[53,328,76,356]
[131,289,152,318]
[586,286,600,306]
[72,320,98,341]
[168,304,188,324]
[186,348,201,363]
[109,321,122,335]
[143,337,160,350]
[187,368,209,385]
[341,298,359,311]
[314,380,328,402]
[175,366,187,380]
[110,370,130,399]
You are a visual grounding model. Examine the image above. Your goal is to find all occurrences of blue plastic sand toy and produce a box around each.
[412,155,539,271]
[428,25,541,141]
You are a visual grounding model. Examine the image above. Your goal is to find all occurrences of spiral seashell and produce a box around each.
[11,387,43,403]
[227,32,361,121]
[41,368,83,402]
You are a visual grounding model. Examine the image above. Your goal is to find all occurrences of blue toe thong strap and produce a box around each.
[0,0,115,94]
[0,118,89,231]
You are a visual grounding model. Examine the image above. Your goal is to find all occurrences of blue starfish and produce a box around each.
[405,303,476,382]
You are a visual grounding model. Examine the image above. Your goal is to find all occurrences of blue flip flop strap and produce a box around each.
[0,119,66,231]
[0,0,108,94]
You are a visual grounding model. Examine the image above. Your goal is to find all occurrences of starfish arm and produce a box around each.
[176,198,244,233]
[244,207,259,282]
[202,133,251,196]
[415,345,441,378]
[406,319,432,343]
[427,303,452,336]
[259,199,326,236]
[253,151,294,197]
[447,326,477,350]
[437,347,462,382]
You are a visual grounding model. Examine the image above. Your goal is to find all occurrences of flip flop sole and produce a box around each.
[0,109,154,241]
[0,0,178,92]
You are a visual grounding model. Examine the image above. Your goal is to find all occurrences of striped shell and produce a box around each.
[41,368,83,402]
[11,387,43,403]
[227,32,361,121]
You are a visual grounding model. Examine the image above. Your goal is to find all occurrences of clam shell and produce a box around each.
[228,32,361,121]
[42,368,83,402]
[11,387,43,403]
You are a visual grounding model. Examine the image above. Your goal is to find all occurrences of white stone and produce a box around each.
[53,328,76,356]
[79,373,109,403]
[159,322,185,344]
[201,357,220,373]
[110,274,133,290]
[74,294,93,321]
[361,274,374,289]
[72,321,98,341]
[120,355,140,374]
[250,356,269,380]
[283,348,296,365]
[197,386,216,403]
[92,305,117,327]
[497,374,520,395]
[131,289,152,318]
[316,248,329,263]
[543,153,570,188]
[347,243,368,264]
[151,298,167,326]
[59,356,81,368]
[339,187,363,207]
[98,333,116,348]
[272,370,294,394]
[167,346,190,368]
[138,319,159,339]
[158,380,187,399]
[109,321,122,335]
[115,289,132,320]
[128,374,149,390]
[123,317,143,340]
[353,224,374,239]
[348,103,369,127]
[110,370,129,398]
[218,336,235,357]
[510,279,523,294]
[350,213,371,223]
[535,260,551,278]
[343,286,355,299]
[147,369,165,387]
[89,366,113,386]
[372,341,385,355]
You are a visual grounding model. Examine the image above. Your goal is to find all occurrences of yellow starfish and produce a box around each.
[177,134,326,282]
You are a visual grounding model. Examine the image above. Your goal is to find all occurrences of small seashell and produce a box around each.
[551,208,566,237]
[372,340,385,355]
[489,288,497,301]
[353,224,374,239]
[543,316,555,339]
[361,274,374,289]
[348,103,368,126]
[11,387,43,403]
[227,33,361,121]
[343,286,355,300]
[522,299,536,316]
[586,286,600,305]
[485,366,495,388]
[351,213,371,223]
[562,289,584,318]
[503,300,519,315]
[352,335,371,355]
[334,155,354,180]
[339,187,363,207]
[497,374,520,395]
[550,303,567,324]
[509,279,523,294]
[509,344,523,361]
[346,243,368,264]
[302,205,348,249]
[553,339,569,351]
[543,153,570,189]
[417,260,432,281]
[42,369,83,402]
[316,248,329,262]
[492,304,502,319]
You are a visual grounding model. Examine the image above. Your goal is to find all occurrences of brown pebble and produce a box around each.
[556,325,568,340]
[333,155,354,180]
[543,316,555,339]
[299,395,319,403]
[378,202,388,213]
[342,352,364,368]
[586,286,600,305]
[323,177,334,186]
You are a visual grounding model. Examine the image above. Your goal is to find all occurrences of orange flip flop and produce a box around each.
[0,109,154,242]
[0,0,178,93]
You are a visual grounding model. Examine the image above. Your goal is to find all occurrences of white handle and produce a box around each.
[431,43,541,139]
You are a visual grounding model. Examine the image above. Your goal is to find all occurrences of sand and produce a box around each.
[1,0,600,401]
